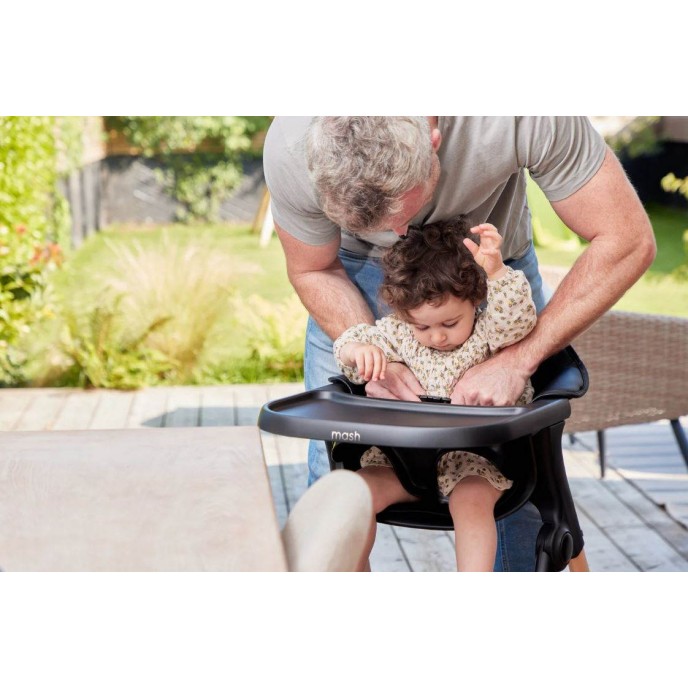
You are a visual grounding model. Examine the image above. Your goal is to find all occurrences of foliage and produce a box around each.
[196,294,306,384]
[55,116,86,175]
[233,293,306,376]
[660,173,688,281]
[661,172,688,200]
[46,296,176,389]
[0,116,71,385]
[526,172,582,251]
[605,116,662,158]
[34,231,242,388]
[104,117,272,222]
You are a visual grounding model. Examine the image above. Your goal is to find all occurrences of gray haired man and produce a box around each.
[263,116,655,571]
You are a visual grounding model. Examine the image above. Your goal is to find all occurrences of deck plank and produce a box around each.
[394,527,457,572]
[163,387,202,427]
[125,386,170,428]
[576,510,640,572]
[260,431,289,528]
[2,384,687,572]
[11,389,73,431]
[233,384,270,426]
[89,390,135,429]
[570,447,688,560]
[566,450,688,571]
[0,389,44,431]
[52,389,102,430]
[370,524,411,572]
[199,386,235,427]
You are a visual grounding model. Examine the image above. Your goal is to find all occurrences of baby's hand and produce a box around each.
[341,343,387,382]
[464,223,507,280]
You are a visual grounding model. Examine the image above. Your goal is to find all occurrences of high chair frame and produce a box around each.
[259,346,590,572]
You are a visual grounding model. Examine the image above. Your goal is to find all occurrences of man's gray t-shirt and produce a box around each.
[263,116,607,261]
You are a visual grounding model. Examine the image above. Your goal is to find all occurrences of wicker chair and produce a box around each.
[541,266,688,477]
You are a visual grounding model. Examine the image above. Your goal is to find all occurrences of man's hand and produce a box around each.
[365,362,425,401]
[450,349,530,406]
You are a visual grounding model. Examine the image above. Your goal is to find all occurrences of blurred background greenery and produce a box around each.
[1,116,687,389]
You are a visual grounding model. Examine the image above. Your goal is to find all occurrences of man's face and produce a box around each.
[378,153,441,236]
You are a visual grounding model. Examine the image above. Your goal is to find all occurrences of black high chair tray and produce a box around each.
[260,389,572,449]
[258,347,590,571]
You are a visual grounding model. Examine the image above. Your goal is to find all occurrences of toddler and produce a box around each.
[333,217,537,571]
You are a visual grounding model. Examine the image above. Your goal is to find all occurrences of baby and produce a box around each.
[333,217,537,571]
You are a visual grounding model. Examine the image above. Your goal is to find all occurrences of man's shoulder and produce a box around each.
[263,117,314,167]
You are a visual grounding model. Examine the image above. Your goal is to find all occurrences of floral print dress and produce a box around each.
[333,267,537,497]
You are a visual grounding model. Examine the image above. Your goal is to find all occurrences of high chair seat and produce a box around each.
[258,346,589,572]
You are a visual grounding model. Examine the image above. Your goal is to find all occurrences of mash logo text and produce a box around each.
[331,429,361,442]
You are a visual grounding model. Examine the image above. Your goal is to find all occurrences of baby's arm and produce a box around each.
[333,323,400,384]
[480,269,537,353]
[463,224,507,280]
[466,225,537,353]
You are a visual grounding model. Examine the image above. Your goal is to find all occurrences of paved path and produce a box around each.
[1,383,687,571]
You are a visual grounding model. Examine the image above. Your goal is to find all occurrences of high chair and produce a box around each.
[259,346,590,572]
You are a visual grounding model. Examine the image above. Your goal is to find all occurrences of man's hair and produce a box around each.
[380,216,488,318]
[305,117,433,232]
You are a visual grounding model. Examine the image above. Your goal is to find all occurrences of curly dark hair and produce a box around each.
[379,216,488,317]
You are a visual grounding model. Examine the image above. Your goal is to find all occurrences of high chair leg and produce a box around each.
[568,548,590,572]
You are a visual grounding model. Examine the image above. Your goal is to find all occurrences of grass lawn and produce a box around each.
[56,222,293,305]
[53,222,299,358]
[43,222,306,386]
[529,180,688,317]
[56,203,688,338]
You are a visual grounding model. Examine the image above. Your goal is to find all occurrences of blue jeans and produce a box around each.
[304,243,549,571]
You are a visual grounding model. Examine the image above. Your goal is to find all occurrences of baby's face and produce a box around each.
[405,295,476,351]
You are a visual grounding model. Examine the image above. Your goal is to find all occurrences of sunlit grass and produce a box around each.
[41,223,307,385]
[530,179,688,317]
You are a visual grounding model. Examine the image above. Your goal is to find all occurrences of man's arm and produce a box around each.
[276,222,425,399]
[451,147,657,406]
[275,222,373,340]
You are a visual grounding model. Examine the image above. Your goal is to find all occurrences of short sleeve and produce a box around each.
[515,117,607,202]
[262,117,341,246]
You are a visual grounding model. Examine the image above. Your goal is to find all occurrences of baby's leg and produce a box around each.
[356,465,418,571]
[448,476,503,572]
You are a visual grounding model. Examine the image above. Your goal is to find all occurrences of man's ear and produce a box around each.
[431,127,442,152]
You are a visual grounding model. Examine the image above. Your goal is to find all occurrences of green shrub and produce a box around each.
[197,294,307,384]
[0,116,70,385]
[660,173,688,281]
[34,231,243,388]
[605,116,661,159]
[526,172,581,251]
[104,117,272,222]
[46,296,176,389]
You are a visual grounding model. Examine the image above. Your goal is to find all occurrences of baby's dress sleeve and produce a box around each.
[477,266,537,354]
[333,319,404,384]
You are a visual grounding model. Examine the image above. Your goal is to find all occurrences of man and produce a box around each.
[263,116,656,571]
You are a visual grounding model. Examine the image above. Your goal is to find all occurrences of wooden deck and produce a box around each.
[2,383,687,572]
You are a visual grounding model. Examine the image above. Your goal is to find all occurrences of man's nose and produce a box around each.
[391,225,409,236]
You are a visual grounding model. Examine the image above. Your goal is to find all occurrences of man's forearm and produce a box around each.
[505,233,655,376]
[502,148,656,377]
[275,223,376,341]
[290,262,375,341]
